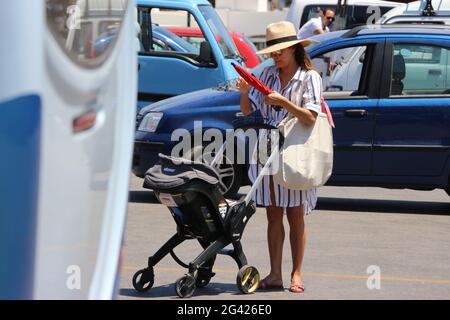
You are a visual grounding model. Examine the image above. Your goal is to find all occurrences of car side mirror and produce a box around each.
[199,41,214,65]
[326,85,344,92]
[359,52,365,64]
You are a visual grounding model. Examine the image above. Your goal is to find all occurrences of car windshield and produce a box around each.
[198,5,240,59]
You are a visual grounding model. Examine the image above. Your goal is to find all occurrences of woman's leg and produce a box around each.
[286,205,306,291]
[261,178,284,287]
[264,205,284,285]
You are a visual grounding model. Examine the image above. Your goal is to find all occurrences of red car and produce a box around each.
[168,27,262,68]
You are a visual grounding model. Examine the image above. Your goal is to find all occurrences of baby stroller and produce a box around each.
[132,120,280,298]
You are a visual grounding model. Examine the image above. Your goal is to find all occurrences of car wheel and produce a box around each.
[186,146,242,199]
[219,162,242,199]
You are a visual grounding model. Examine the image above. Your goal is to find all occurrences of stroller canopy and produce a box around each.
[144,154,226,192]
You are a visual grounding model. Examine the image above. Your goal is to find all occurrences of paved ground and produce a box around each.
[119,175,450,300]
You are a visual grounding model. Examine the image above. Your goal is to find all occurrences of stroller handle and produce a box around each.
[232,115,278,132]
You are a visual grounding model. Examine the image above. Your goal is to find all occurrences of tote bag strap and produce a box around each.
[280,70,309,124]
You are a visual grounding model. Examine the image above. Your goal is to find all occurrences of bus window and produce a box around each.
[46,0,128,68]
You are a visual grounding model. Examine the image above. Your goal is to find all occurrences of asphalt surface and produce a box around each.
[119,175,450,300]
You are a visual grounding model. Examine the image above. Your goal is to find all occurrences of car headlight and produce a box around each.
[138,112,163,132]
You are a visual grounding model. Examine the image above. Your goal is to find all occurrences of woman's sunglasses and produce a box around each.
[270,49,284,58]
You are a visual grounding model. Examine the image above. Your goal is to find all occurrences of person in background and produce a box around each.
[297,8,335,39]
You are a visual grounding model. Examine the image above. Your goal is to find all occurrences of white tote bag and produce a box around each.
[273,72,333,190]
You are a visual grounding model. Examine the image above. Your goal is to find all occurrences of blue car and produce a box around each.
[134,25,450,198]
[95,25,196,56]
[136,0,245,110]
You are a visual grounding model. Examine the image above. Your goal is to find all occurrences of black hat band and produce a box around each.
[266,36,298,47]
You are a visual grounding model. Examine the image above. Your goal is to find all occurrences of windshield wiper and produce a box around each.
[225,53,246,63]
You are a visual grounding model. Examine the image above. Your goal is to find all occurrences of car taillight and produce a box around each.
[73,110,97,133]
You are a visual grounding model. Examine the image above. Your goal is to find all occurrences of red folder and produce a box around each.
[232,63,273,96]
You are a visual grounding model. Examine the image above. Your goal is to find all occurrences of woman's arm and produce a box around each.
[265,71,322,126]
[236,78,254,116]
[265,92,317,126]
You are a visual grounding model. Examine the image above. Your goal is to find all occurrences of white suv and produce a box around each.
[379,0,450,26]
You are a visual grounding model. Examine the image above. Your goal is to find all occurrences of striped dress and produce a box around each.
[247,65,323,215]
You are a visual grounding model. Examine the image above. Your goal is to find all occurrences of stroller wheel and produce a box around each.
[195,268,214,288]
[132,268,154,292]
[195,276,210,288]
[236,265,260,294]
[175,274,196,298]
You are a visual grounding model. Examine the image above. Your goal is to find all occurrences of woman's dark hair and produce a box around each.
[294,44,313,71]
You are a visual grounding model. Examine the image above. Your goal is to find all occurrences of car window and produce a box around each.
[138,7,201,56]
[347,6,396,29]
[177,35,204,49]
[198,5,240,59]
[390,44,450,96]
[46,0,128,68]
[301,5,397,30]
[301,5,343,31]
[312,45,368,98]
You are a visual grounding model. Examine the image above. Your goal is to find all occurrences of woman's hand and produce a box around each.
[236,77,251,95]
[265,91,288,108]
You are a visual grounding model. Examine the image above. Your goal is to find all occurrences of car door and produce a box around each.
[310,39,384,177]
[137,5,224,108]
[373,37,450,181]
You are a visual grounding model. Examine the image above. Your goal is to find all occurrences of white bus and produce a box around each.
[0,0,137,299]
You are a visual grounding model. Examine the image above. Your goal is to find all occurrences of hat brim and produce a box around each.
[256,39,313,55]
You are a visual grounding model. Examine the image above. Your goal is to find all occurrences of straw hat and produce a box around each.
[257,21,313,55]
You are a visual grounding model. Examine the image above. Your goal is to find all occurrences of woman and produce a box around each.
[236,21,322,293]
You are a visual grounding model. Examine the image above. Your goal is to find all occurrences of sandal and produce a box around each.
[258,278,284,291]
[289,282,305,293]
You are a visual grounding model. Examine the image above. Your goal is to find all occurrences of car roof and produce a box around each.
[382,0,450,20]
[341,24,450,38]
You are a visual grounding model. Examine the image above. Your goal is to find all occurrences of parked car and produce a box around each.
[134,25,450,198]
[168,27,262,68]
[136,0,245,110]
[379,0,450,25]
[95,25,197,56]
[286,0,402,31]
[319,0,450,97]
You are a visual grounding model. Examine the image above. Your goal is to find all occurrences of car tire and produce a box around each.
[446,187,450,197]
[185,145,242,199]
[222,163,242,199]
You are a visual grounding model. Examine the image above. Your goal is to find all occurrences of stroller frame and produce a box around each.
[132,123,280,298]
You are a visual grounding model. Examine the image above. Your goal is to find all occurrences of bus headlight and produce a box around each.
[138,112,163,132]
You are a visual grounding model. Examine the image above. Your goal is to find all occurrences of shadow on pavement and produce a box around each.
[128,191,159,204]
[129,191,450,215]
[317,197,450,216]
[129,190,245,204]
[120,282,241,299]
